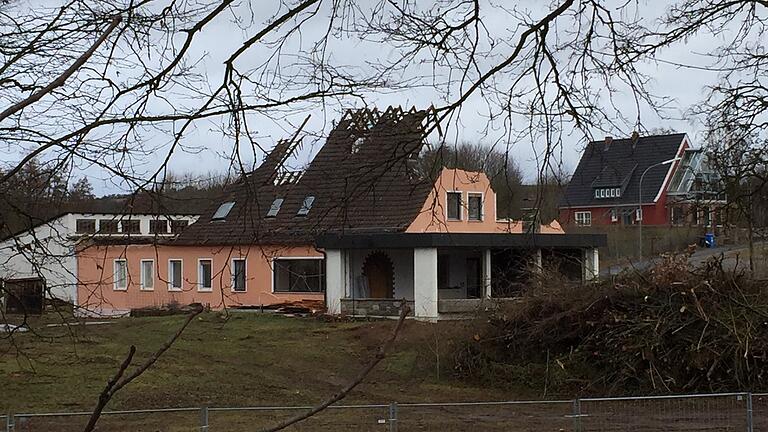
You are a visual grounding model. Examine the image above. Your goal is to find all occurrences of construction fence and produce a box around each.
[4,392,768,431]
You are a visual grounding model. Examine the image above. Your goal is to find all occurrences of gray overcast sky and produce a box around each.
[17,1,733,193]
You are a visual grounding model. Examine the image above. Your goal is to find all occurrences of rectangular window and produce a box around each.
[198,259,213,292]
[76,219,96,234]
[610,209,618,222]
[170,220,189,234]
[232,259,247,292]
[594,189,600,198]
[297,196,315,216]
[615,188,621,197]
[99,220,119,233]
[447,192,462,220]
[122,220,141,234]
[671,206,684,225]
[212,202,235,220]
[266,198,284,218]
[273,258,325,293]
[575,211,592,226]
[140,260,154,290]
[149,220,168,234]
[168,259,183,291]
[467,193,482,221]
[114,259,127,291]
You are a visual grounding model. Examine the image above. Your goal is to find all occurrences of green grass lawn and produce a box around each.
[0,312,517,417]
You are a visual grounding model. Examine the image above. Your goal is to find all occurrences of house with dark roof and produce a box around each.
[74,107,605,320]
[559,133,724,228]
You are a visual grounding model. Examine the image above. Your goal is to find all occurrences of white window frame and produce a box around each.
[113,259,128,291]
[231,258,247,293]
[197,258,213,292]
[615,188,621,197]
[271,256,325,293]
[467,192,484,221]
[636,208,643,221]
[140,259,155,291]
[575,211,592,226]
[446,191,463,221]
[594,189,600,198]
[168,259,183,292]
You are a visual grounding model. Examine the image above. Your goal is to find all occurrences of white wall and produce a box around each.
[0,215,77,302]
[413,247,438,319]
[325,249,344,314]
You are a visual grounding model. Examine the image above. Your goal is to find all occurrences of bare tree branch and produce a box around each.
[82,305,203,432]
[260,301,410,432]
[0,14,122,123]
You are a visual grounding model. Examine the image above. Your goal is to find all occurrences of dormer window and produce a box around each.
[266,198,284,218]
[212,201,235,221]
[595,187,621,199]
[297,196,315,216]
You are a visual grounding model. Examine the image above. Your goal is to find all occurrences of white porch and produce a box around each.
[322,233,603,320]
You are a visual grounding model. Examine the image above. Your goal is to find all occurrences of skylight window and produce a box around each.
[266,198,284,218]
[212,201,235,221]
[297,196,315,216]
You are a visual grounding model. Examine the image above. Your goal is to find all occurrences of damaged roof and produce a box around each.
[175,106,440,245]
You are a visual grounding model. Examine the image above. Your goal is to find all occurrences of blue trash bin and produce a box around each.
[704,233,715,248]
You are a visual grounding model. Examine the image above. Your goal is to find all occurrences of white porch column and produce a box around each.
[534,248,543,272]
[583,247,600,282]
[413,247,438,320]
[325,249,345,314]
[483,249,492,298]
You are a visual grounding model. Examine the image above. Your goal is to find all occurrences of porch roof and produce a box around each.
[316,232,607,249]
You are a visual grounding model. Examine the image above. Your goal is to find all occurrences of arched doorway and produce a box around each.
[362,252,394,299]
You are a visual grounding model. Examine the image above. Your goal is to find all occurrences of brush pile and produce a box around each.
[455,252,768,394]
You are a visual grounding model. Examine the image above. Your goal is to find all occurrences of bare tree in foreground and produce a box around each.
[1,0,768,426]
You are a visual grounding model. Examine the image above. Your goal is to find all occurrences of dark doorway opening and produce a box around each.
[3,278,45,315]
[363,252,394,299]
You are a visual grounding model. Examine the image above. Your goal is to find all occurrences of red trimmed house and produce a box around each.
[559,133,724,227]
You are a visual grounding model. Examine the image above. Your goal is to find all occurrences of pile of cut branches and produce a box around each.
[455,252,768,395]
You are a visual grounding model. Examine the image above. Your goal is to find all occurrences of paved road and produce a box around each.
[600,242,765,277]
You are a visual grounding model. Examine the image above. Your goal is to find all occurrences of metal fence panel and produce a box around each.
[578,393,749,432]
[12,408,200,432]
[4,393,767,431]
[208,404,390,431]
[396,401,575,431]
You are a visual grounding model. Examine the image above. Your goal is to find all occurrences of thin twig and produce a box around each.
[260,301,411,432]
[82,305,203,432]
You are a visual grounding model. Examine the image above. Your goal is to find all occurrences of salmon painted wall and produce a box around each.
[76,243,323,316]
[407,168,564,234]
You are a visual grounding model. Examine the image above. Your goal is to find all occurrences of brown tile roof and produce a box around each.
[174,106,439,246]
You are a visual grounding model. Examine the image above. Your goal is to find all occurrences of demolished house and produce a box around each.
[74,106,605,319]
